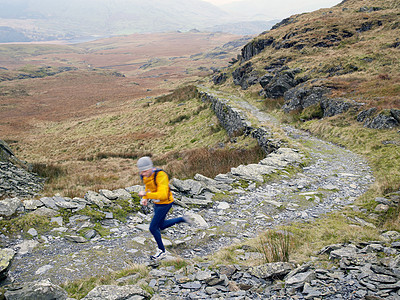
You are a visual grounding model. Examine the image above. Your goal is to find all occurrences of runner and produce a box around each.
[137,156,192,260]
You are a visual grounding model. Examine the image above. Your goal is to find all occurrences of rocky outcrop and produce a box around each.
[212,72,227,85]
[357,108,400,129]
[259,68,302,99]
[320,98,363,118]
[0,66,78,83]
[282,83,362,118]
[282,84,329,113]
[240,37,274,61]
[231,62,259,90]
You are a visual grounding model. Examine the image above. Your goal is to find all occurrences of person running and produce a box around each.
[137,156,191,260]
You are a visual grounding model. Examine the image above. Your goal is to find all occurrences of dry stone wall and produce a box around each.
[198,89,281,154]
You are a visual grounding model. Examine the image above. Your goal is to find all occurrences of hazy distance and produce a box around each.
[0,0,342,42]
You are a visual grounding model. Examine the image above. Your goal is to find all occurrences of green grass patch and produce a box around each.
[0,213,53,237]
[160,258,190,270]
[62,264,150,299]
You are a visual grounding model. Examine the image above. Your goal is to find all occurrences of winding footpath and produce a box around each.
[5,92,383,299]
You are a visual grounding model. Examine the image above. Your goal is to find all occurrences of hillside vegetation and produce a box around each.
[216,0,399,106]
[206,0,400,231]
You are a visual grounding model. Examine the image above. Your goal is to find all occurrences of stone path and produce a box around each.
[3,93,380,300]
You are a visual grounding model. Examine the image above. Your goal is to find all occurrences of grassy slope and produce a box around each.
[203,0,400,264]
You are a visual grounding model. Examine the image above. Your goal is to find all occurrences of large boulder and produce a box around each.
[0,248,15,280]
[4,279,68,300]
[0,197,22,217]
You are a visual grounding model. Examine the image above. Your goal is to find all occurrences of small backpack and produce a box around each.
[141,168,172,196]
[140,168,164,186]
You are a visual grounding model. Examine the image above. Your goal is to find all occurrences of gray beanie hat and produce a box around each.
[137,156,153,172]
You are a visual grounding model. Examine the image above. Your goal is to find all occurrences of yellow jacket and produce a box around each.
[142,169,174,204]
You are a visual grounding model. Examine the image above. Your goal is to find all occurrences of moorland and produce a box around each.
[1,0,400,298]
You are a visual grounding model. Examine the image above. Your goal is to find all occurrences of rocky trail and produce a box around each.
[2,91,400,299]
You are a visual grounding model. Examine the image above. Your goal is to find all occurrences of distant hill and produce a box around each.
[0,0,273,42]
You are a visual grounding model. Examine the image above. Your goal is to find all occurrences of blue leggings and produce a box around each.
[149,203,184,251]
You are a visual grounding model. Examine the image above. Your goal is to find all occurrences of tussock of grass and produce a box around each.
[280,212,381,263]
[32,163,66,183]
[163,145,265,179]
[256,230,293,263]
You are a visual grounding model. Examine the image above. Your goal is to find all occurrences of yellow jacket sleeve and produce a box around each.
[142,170,173,204]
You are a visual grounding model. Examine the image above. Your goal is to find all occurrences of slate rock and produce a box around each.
[329,244,359,260]
[30,207,59,217]
[249,262,294,280]
[82,284,151,300]
[0,197,22,217]
[285,270,316,286]
[4,279,68,300]
[231,164,276,182]
[23,199,44,210]
[64,235,87,243]
[84,191,112,209]
[0,248,15,279]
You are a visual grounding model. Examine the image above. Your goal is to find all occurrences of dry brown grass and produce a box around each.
[0,32,254,197]
[162,146,265,179]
